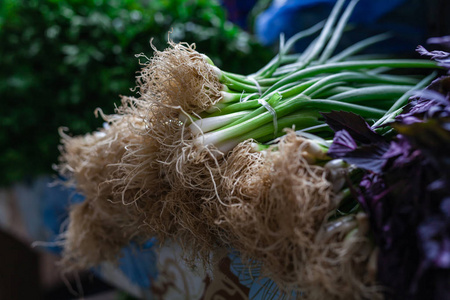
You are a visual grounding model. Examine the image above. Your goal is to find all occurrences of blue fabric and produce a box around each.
[228,250,297,299]
[115,239,159,288]
[255,0,425,54]
[40,178,159,287]
[41,178,83,254]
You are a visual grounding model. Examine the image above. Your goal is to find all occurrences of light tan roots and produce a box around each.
[57,113,166,270]
[136,40,223,114]
[118,95,226,266]
[217,132,381,299]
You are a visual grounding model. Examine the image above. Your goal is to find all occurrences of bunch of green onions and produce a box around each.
[54,1,442,298]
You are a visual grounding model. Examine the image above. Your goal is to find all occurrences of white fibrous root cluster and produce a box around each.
[136,40,223,113]
[217,132,381,299]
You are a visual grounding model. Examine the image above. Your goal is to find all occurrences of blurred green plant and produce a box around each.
[0,0,272,186]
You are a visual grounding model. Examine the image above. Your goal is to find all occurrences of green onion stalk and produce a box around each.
[167,0,439,155]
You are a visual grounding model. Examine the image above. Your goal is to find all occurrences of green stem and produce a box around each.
[318,0,360,64]
[327,32,392,63]
[198,96,385,147]
[207,99,263,117]
[309,82,349,98]
[304,72,419,96]
[222,74,268,93]
[223,93,282,130]
[257,20,326,78]
[300,0,347,68]
[279,78,322,98]
[215,111,322,152]
[189,110,251,135]
[262,59,439,96]
[219,91,259,104]
[306,99,386,117]
[372,71,437,127]
[328,85,414,103]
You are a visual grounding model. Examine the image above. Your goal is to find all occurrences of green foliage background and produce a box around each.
[0,0,272,186]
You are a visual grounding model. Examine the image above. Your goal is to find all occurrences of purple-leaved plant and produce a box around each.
[322,36,450,300]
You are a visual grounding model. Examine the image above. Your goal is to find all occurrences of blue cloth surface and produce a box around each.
[255,0,426,54]
[228,250,298,299]
[40,179,158,287]
[114,239,158,288]
[41,179,83,253]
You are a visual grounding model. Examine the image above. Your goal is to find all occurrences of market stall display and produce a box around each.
[54,1,449,299]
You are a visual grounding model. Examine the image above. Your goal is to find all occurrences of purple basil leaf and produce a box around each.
[426,76,450,97]
[416,44,450,71]
[427,36,450,51]
[383,135,412,159]
[357,173,389,232]
[395,115,423,125]
[327,129,357,156]
[382,135,423,170]
[441,198,450,218]
[393,119,450,164]
[321,110,383,144]
[328,132,390,173]
[340,143,389,173]
[412,89,449,105]
[396,78,450,125]
[418,218,450,269]
[417,45,450,60]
